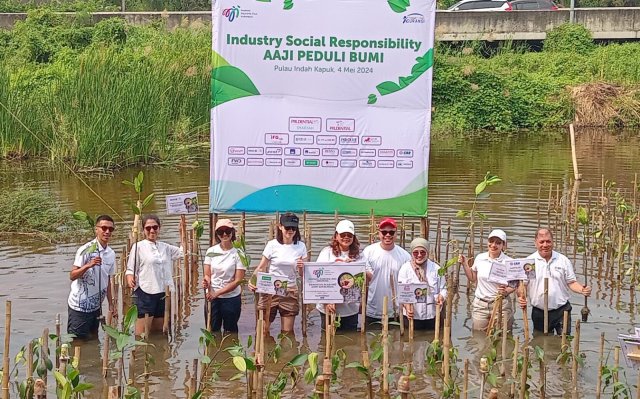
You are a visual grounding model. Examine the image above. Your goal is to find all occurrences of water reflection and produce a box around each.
[1,129,640,397]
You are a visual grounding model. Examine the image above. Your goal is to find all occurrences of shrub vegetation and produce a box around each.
[0,12,639,168]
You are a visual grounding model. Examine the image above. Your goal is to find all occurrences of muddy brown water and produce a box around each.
[1,130,640,398]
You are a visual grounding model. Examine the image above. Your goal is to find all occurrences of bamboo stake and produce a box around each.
[55,313,61,369]
[561,310,569,349]
[462,358,469,399]
[510,336,519,398]
[443,275,453,385]
[571,320,581,396]
[479,356,488,397]
[543,277,549,335]
[102,312,111,378]
[190,359,198,398]
[369,209,375,244]
[27,340,33,379]
[409,304,414,342]
[420,217,427,240]
[58,343,70,376]
[500,307,509,376]
[519,347,529,399]
[539,351,546,399]
[391,273,403,336]
[382,296,389,395]
[2,301,10,399]
[595,332,604,399]
[34,379,46,399]
[40,328,48,385]
[163,285,171,335]
[434,301,441,344]
[613,345,620,384]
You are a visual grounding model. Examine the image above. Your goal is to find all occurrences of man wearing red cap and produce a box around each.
[363,217,411,325]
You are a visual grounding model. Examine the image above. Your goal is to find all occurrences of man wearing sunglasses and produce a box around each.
[67,215,117,339]
[363,217,411,325]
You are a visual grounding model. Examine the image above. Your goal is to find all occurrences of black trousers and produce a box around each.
[68,307,100,339]
[206,294,242,333]
[320,312,359,331]
[531,301,572,335]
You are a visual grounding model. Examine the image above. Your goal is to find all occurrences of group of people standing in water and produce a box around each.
[66,212,592,339]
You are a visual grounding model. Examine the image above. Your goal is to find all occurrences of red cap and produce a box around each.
[378,217,397,230]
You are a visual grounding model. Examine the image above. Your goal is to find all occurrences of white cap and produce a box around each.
[336,220,355,235]
[488,229,507,242]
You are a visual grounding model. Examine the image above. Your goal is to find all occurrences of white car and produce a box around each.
[446,0,513,11]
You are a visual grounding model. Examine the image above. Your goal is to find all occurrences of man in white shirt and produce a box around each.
[67,215,116,339]
[518,228,591,335]
[364,217,411,326]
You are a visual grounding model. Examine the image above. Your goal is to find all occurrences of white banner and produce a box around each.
[302,262,366,304]
[210,0,435,215]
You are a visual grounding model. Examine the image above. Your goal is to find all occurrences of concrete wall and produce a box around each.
[1,9,639,41]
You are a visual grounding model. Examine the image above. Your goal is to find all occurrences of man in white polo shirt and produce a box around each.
[364,217,411,326]
[518,228,591,334]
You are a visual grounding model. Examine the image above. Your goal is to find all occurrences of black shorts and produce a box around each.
[134,288,166,318]
[68,306,100,339]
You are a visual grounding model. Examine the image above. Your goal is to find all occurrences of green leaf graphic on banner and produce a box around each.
[211,66,260,108]
[388,0,410,13]
[256,0,271,2]
[212,51,230,69]
[284,0,293,9]
[367,94,378,104]
[369,48,434,102]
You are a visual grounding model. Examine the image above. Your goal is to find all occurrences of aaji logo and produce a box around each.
[222,6,241,22]
[403,13,425,24]
[312,268,324,278]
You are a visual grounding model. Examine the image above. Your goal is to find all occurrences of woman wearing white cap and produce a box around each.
[461,229,515,331]
[202,219,246,333]
[397,238,447,330]
[316,220,365,331]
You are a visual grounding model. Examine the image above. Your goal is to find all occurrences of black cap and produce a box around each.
[280,213,299,228]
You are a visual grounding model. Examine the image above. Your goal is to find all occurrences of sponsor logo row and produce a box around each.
[227,158,414,169]
[265,133,380,146]
[228,146,414,158]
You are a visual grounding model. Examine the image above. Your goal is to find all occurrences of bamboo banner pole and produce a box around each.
[2,301,10,399]
[510,336,519,398]
[543,277,549,335]
[382,296,389,395]
[595,332,604,399]
[519,281,530,343]
[369,209,375,245]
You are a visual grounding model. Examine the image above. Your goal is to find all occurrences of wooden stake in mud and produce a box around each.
[2,301,10,399]
[390,273,403,336]
[34,379,46,399]
[409,303,414,342]
[543,277,549,335]
[40,328,49,385]
[500,307,509,376]
[443,275,453,385]
[434,300,441,344]
[519,346,529,399]
[561,310,569,350]
[510,336,519,398]
[190,359,198,398]
[163,285,171,335]
[102,313,111,378]
[382,296,390,395]
[58,343,70,376]
[55,313,61,369]
[595,332,605,399]
[462,358,469,399]
[571,320,581,397]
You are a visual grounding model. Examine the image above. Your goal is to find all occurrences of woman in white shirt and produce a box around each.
[397,238,446,330]
[126,215,182,336]
[316,220,365,331]
[248,212,308,334]
[202,219,246,333]
[461,229,515,331]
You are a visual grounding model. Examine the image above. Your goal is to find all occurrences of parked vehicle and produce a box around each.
[446,0,513,11]
[510,0,559,9]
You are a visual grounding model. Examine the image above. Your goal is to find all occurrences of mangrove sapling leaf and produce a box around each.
[72,211,94,228]
[286,353,308,367]
[233,356,247,371]
[577,206,589,225]
[345,362,370,377]
[80,241,98,256]
[142,193,154,209]
[134,171,144,194]
[229,372,244,381]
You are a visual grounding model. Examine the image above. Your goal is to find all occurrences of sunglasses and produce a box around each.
[97,225,115,232]
[144,225,160,232]
[380,230,396,236]
[412,250,427,257]
[283,226,298,231]
[217,228,233,236]
[339,232,354,239]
